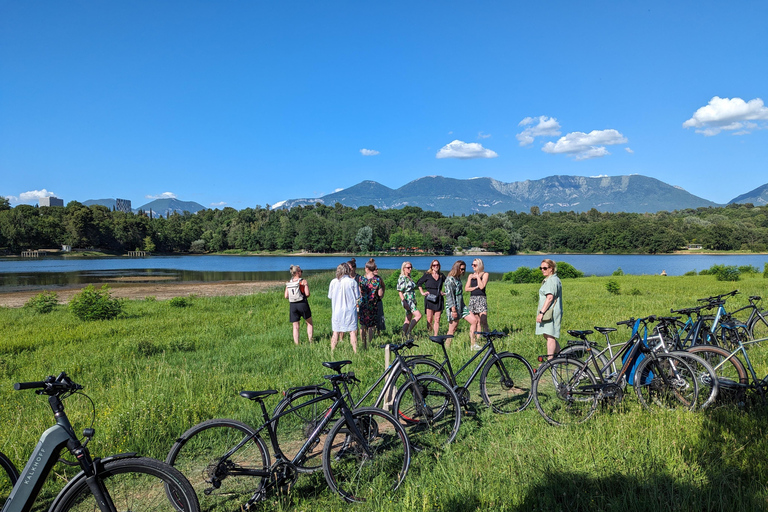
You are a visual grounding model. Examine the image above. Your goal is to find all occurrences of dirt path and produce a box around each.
[0,280,283,308]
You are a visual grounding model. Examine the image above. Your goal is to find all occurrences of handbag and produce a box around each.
[541,298,557,322]
[426,293,438,303]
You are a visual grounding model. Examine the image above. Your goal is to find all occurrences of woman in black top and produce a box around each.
[417,259,446,336]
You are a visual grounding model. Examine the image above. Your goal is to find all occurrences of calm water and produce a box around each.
[1,254,767,292]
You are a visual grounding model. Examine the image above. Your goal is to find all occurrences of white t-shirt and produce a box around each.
[328,275,360,332]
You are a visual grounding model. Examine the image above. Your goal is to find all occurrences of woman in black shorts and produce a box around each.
[465,258,489,350]
[285,265,313,345]
[417,259,446,336]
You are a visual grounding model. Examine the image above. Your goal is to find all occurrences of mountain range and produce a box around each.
[275,174,732,215]
[83,198,207,217]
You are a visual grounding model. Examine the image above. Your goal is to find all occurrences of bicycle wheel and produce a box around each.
[634,353,698,411]
[322,407,410,503]
[51,457,199,512]
[1,451,19,510]
[393,357,451,393]
[670,351,719,410]
[166,419,269,510]
[748,311,768,342]
[392,374,461,449]
[532,358,598,427]
[272,387,334,473]
[687,344,748,404]
[480,352,534,413]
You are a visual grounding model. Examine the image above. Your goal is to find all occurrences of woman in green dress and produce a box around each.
[535,258,563,359]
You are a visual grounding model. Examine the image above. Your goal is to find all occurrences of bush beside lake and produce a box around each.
[2,273,768,511]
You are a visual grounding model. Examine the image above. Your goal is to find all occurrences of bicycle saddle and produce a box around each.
[567,329,593,338]
[239,390,278,400]
[428,335,454,345]
[323,360,352,372]
[594,327,616,334]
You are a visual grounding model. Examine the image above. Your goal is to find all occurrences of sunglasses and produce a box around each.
[405,266,412,269]
[431,264,439,267]
[540,266,549,270]
[459,267,466,271]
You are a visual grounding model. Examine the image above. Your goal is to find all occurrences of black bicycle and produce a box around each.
[166,361,411,507]
[4,372,199,512]
[415,330,534,414]
[271,340,460,466]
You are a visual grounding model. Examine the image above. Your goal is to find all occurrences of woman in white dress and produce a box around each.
[328,263,361,353]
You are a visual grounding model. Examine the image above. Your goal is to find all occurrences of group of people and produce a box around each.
[284,257,564,357]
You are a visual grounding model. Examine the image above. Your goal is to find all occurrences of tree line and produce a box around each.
[1,196,767,254]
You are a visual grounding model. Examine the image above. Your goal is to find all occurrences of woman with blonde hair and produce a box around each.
[536,259,563,359]
[465,258,489,349]
[397,261,422,338]
[285,265,313,345]
[417,259,446,336]
[328,262,360,353]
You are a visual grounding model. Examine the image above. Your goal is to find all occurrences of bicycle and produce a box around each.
[1,451,19,510]
[271,341,460,466]
[419,330,534,414]
[166,361,411,507]
[4,372,200,512]
[533,318,699,426]
[725,295,768,342]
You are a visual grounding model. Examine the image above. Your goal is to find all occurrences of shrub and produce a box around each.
[628,288,643,296]
[555,261,584,279]
[606,280,621,295]
[738,265,760,274]
[384,269,422,290]
[612,268,624,276]
[707,264,741,282]
[24,291,59,314]
[683,270,698,276]
[169,296,192,308]
[503,266,542,284]
[69,285,124,321]
[764,263,768,279]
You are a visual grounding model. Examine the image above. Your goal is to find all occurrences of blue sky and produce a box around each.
[2,1,767,209]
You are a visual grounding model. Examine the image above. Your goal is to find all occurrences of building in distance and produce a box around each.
[115,198,132,213]
[39,196,64,207]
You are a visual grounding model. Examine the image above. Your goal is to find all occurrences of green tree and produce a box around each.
[355,226,373,253]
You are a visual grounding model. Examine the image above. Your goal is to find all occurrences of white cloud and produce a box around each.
[542,129,628,160]
[625,147,634,154]
[436,140,498,159]
[210,201,227,207]
[360,148,380,156]
[477,131,491,139]
[683,96,768,136]
[516,116,562,146]
[334,188,344,192]
[6,189,57,204]
[145,192,177,200]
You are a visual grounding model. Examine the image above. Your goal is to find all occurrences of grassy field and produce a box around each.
[2,272,768,511]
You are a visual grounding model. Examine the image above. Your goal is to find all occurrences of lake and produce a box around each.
[1,253,767,291]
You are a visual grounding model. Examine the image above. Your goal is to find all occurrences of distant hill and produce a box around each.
[83,198,118,209]
[276,175,722,215]
[136,198,206,218]
[730,183,768,206]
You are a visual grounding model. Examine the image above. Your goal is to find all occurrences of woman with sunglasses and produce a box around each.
[417,259,446,336]
[444,260,475,347]
[397,261,422,337]
[536,259,562,358]
[285,265,313,345]
[465,258,489,348]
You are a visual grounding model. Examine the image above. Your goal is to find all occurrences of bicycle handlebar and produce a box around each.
[616,318,636,326]
[697,290,739,303]
[14,372,82,395]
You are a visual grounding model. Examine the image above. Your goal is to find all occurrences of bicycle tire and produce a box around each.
[271,387,334,473]
[51,457,199,512]
[1,451,19,510]
[669,350,719,410]
[634,353,698,411]
[166,419,269,510]
[479,351,534,413]
[322,407,410,503]
[392,374,461,449]
[748,311,768,342]
[532,357,598,427]
[392,357,451,399]
[686,344,748,404]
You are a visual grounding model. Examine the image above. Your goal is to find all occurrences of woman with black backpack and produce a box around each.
[285,265,313,345]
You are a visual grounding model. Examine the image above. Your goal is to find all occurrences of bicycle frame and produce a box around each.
[709,329,768,400]
[434,337,501,390]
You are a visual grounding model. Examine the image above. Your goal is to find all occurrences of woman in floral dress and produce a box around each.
[358,258,383,349]
[397,261,422,338]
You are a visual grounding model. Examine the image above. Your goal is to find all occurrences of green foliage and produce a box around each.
[684,270,698,276]
[503,266,542,284]
[705,264,741,282]
[168,296,192,308]
[765,263,768,278]
[556,261,584,279]
[143,236,156,252]
[628,287,643,296]
[606,279,621,295]
[612,267,624,276]
[24,291,59,314]
[739,265,760,274]
[69,284,124,320]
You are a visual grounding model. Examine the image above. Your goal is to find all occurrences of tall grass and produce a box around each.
[2,272,768,510]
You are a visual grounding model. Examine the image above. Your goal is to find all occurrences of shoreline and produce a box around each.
[0,280,282,308]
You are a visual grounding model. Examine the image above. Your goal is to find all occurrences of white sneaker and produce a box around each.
[470,344,482,351]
